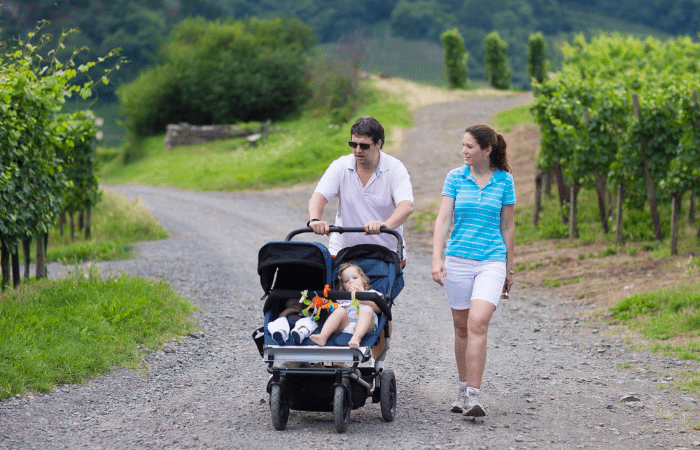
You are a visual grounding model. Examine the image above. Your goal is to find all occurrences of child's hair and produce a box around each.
[337,262,371,291]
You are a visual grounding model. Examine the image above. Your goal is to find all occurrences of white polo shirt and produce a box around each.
[314,151,413,258]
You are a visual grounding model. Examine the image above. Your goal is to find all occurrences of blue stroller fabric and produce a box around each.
[258,241,403,347]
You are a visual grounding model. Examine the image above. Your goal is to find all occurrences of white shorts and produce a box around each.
[443,256,506,310]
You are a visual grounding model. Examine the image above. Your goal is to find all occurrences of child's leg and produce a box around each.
[309,308,350,346]
[348,305,375,347]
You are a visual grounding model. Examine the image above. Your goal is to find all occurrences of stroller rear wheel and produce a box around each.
[270,384,290,430]
[333,378,351,433]
[379,369,396,422]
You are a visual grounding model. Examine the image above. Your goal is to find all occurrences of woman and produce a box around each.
[431,123,515,417]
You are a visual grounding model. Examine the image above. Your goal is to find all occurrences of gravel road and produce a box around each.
[2,94,699,450]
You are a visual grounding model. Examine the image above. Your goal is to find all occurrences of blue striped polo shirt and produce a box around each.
[442,166,516,261]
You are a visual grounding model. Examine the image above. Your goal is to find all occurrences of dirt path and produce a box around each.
[1,89,699,450]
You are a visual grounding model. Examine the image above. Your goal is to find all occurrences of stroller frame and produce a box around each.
[259,227,403,432]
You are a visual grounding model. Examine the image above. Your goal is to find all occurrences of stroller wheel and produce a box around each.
[333,379,351,433]
[379,369,396,422]
[270,384,290,431]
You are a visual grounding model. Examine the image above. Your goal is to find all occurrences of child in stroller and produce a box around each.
[256,226,403,432]
[310,262,382,348]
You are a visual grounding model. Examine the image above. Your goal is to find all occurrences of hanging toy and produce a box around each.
[299,285,337,321]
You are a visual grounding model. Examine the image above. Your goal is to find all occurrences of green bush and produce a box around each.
[441,28,469,89]
[484,31,512,90]
[118,17,316,138]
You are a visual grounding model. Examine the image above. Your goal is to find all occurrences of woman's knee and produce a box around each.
[467,316,489,337]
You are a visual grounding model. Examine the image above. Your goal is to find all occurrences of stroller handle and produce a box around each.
[285,226,404,261]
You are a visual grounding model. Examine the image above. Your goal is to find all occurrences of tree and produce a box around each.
[441,28,469,89]
[118,17,316,138]
[0,24,120,288]
[526,32,548,84]
[483,31,511,90]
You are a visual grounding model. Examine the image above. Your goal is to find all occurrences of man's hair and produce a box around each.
[350,116,384,148]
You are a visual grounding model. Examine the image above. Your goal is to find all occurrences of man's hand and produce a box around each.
[363,220,385,235]
[309,219,330,235]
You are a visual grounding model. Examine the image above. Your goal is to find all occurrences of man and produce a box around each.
[308,115,413,379]
[308,115,413,255]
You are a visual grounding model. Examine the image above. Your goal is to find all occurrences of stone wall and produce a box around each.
[163,123,254,148]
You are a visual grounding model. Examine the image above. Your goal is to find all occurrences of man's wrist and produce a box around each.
[307,219,320,227]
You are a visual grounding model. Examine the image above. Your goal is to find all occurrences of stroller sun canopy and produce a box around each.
[258,241,333,293]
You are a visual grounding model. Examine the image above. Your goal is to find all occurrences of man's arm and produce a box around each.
[308,191,330,235]
[364,199,413,234]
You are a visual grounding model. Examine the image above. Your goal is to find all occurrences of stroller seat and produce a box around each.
[259,241,402,349]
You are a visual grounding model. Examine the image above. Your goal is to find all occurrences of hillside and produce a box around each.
[1,0,691,95]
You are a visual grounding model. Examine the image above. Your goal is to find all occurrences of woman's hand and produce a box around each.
[431,260,446,286]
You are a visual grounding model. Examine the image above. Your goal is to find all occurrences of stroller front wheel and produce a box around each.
[379,369,396,422]
[333,379,351,433]
[270,384,290,431]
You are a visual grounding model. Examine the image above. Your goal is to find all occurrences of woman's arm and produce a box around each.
[431,196,455,286]
[500,203,515,291]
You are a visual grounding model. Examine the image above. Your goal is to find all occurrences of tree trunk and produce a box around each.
[689,193,695,227]
[85,206,91,240]
[59,211,66,237]
[70,212,75,240]
[632,93,663,240]
[534,170,544,228]
[594,170,609,233]
[553,163,569,224]
[78,210,84,231]
[23,239,31,281]
[569,183,579,240]
[670,193,681,256]
[36,236,46,280]
[11,248,20,288]
[616,184,625,245]
[544,171,553,198]
[1,239,9,291]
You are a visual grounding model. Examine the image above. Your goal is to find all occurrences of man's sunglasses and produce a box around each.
[348,141,372,150]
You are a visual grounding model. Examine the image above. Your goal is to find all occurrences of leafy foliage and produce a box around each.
[0,0,224,100]
[531,33,700,243]
[117,17,316,137]
[526,32,548,84]
[441,28,468,89]
[483,31,512,90]
[0,23,120,288]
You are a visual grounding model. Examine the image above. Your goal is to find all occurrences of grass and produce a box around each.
[608,284,700,341]
[492,103,536,133]
[46,190,169,264]
[0,265,197,399]
[99,79,413,190]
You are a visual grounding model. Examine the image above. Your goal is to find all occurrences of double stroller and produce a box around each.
[255,226,404,432]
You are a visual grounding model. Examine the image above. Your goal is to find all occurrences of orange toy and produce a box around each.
[299,285,337,321]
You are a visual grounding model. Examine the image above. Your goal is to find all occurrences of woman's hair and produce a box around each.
[337,262,371,291]
[465,123,510,173]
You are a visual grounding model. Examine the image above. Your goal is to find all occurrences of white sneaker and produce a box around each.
[462,390,485,417]
[450,387,467,413]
